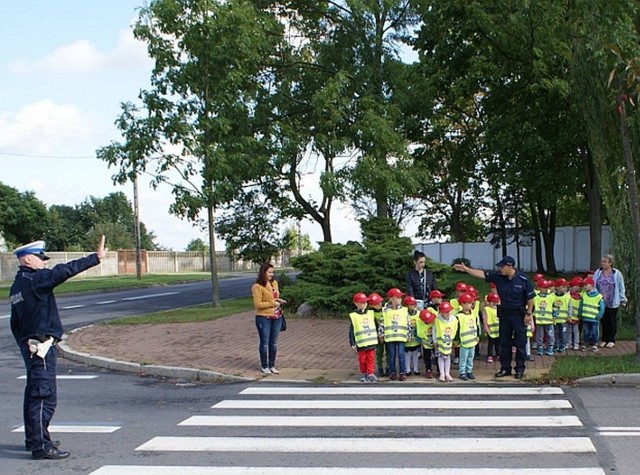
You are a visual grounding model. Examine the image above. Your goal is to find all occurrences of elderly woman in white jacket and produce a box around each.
[593,254,627,348]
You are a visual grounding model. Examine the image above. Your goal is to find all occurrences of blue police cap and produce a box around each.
[495,255,515,267]
[13,240,50,261]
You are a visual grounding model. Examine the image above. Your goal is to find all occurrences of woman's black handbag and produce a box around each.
[280,315,287,331]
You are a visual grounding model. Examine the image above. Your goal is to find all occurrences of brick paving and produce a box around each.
[66,313,637,383]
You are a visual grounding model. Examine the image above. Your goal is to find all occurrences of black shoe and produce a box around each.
[466,373,475,380]
[495,370,511,378]
[26,440,61,452]
[32,447,70,460]
[515,372,524,379]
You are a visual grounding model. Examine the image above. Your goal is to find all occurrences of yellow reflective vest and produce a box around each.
[434,315,459,356]
[551,292,571,323]
[406,310,421,349]
[485,306,499,339]
[533,292,555,325]
[416,307,437,349]
[581,292,603,322]
[382,306,409,343]
[456,311,479,348]
[349,310,378,348]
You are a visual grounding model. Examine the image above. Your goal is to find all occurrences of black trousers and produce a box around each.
[498,308,527,374]
[601,306,619,343]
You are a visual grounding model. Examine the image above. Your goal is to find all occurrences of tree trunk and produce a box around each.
[617,101,640,362]
[529,202,545,272]
[538,203,558,275]
[494,187,508,255]
[580,145,602,270]
[207,203,221,308]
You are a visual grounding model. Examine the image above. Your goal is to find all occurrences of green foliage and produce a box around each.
[452,257,471,267]
[285,218,415,314]
[0,182,50,248]
[185,238,208,252]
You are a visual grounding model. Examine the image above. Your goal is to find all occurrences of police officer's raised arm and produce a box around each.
[453,262,486,280]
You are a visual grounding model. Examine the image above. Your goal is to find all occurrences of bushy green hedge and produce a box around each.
[284,217,449,315]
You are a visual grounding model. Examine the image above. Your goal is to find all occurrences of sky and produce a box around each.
[0,1,417,251]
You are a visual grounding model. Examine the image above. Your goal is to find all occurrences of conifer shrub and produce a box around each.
[285,217,448,315]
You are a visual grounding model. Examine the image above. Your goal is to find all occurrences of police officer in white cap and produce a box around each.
[10,236,107,460]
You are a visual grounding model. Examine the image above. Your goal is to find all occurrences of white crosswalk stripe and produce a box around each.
[90,384,606,474]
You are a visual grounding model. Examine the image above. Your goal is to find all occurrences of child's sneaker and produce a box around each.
[438,375,446,382]
[573,344,580,350]
[606,342,615,348]
[580,345,587,351]
[413,371,421,376]
[486,356,494,363]
[459,373,468,381]
[424,369,434,379]
[597,341,606,347]
[367,374,378,383]
[466,373,475,379]
[537,348,543,356]
[527,354,535,361]
[359,374,367,382]
[590,345,599,352]
[445,374,453,382]
[399,372,407,381]
[389,372,397,380]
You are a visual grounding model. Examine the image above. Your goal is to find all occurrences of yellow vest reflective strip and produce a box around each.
[383,307,409,342]
[415,308,436,348]
[349,311,378,347]
[406,311,421,348]
[552,293,570,323]
[581,293,603,321]
[434,316,458,355]
[457,312,479,348]
[533,293,554,325]
[526,324,533,338]
[485,306,499,338]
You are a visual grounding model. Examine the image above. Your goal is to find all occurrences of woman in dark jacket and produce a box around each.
[406,250,438,310]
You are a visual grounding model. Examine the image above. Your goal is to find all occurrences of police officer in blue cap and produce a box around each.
[10,236,107,460]
[454,256,535,379]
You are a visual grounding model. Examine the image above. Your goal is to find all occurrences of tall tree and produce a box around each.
[97,0,281,306]
[0,182,49,248]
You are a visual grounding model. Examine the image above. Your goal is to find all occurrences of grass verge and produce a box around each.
[541,352,640,384]
[105,297,253,325]
[0,273,222,300]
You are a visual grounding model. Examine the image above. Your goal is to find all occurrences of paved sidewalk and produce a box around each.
[62,312,638,384]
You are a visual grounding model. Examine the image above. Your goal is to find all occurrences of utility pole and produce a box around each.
[133,174,142,280]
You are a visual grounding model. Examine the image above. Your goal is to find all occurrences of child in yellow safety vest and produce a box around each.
[416,289,444,379]
[483,292,500,363]
[534,279,556,356]
[349,292,379,383]
[552,278,572,353]
[567,277,583,350]
[432,301,458,382]
[404,296,422,376]
[380,288,410,381]
[579,277,605,352]
[368,292,388,377]
[456,292,479,380]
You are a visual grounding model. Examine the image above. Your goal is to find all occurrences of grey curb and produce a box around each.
[575,373,640,387]
[59,325,253,383]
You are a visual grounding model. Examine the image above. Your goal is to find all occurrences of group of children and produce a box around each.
[348,273,605,382]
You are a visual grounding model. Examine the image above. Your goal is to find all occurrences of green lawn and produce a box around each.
[543,353,640,383]
[0,273,230,300]
[104,297,254,325]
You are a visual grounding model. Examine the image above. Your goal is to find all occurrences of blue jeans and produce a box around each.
[459,346,475,374]
[554,323,567,350]
[535,324,555,355]
[582,320,599,345]
[387,341,406,375]
[255,316,282,368]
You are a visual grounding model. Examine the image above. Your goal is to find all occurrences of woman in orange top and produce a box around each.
[252,263,286,374]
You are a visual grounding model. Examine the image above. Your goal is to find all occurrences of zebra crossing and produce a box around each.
[89,384,606,475]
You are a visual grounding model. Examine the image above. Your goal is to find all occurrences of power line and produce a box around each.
[0,151,96,159]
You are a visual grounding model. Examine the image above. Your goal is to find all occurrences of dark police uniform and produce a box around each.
[484,269,535,375]
[10,250,100,458]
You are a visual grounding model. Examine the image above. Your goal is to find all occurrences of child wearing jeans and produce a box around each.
[349,292,379,382]
[579,277,604,352]
[456,293,479,380]
[380,288,410,381]
[433,301,458,382]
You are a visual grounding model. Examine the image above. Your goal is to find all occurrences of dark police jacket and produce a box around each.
[10,254,100,345]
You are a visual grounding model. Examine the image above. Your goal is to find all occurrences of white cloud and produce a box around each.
[8,28,150,75]
[0,100,103,155]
